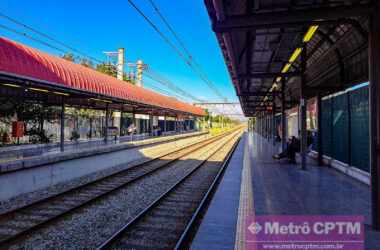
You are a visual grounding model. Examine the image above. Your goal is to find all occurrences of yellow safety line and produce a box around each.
[234,132,254,250]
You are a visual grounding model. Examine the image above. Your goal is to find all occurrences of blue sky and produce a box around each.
[0,0,237,103]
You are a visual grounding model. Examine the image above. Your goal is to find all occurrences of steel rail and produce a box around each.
[96,130,242,249]
[174,135,241,249]
[0,128,239,248]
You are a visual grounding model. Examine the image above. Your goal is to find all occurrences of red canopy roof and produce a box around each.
[0,37,205,116]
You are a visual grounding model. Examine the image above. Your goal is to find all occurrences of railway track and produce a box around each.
[97,129,242,250]
[0,128,241,248]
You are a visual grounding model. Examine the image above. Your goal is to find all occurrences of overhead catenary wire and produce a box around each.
[142,67,226,116]
[128,0,226,101]
[147,0,226,101]
[144,81,187,101]
[145,69,226,116]
[145,69,204,103]
[0,24,69,55]
[147,0,193,59]
[0,12,103,64]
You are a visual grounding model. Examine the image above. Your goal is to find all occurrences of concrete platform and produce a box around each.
[0,131,208,202]
[191,132,246,250]
[191,132,380,250]
[0,131,206,174]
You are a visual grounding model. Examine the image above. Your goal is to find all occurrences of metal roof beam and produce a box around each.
[305,86,344,92]
[213,4,373,32]
[193,102,240,105]
[238,91,280,97]
[237,71,301,80]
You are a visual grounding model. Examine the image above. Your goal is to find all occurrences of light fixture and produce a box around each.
[53,91,70,96]
[281,63,292,73]
[89,98,112,103]
[289,48,303,62]
[303,25,319,42]
[29,87,49,93]
[276,76,282,82]
[269,83,278,93]
[2,83,20,88]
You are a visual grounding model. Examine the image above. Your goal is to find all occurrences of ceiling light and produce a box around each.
[53,91,70,96]
[2,83,20,88]
[281,63,292,73]
[289,48,302,62]
[29,87,49,93]
[303,25,319,42]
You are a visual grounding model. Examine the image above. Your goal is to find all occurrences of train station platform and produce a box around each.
[0,130,205,174]
[192,132,380,250]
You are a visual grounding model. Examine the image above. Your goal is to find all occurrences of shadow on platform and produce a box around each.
[250,132,380,249]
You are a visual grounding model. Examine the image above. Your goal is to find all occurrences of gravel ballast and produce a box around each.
[0,133,210,214]
[7,132,236,250]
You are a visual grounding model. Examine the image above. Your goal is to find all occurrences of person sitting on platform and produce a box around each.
[273,136,300,164]
[273,131,314,164]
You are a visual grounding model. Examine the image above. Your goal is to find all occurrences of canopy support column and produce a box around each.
[119,108,123,137]
[264,114,267,139]
[60,100,65,152]
[175,117,177,132]
[264,114,267,138]
[262,113,264,137]
[258,115,261,136]
[149,113,153,136]
[265,113,269,141]
[272,92,276,145]
[300,44,307,170]
[164,115,167,133]
[268,114,271,141]
[369,7,380,231]
[258,115,261,135]
[347,91,352,166]
[281,80,287,151]
[317,93,324,166]
[105,104,109,144]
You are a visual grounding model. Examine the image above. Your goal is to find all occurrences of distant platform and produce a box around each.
[0,130,205,174]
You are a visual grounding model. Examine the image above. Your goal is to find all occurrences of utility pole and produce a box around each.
[136,60,144,87]
[117,48,125,81]
[103,49,125,81]
[127,60,148,87]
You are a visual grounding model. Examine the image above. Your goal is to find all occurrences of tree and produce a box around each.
[124,73,136,85]
[80,58,94,68]
[204,109,211,122]
[95,63,136,85]
[62,53,75,62]
[96,63,117,77]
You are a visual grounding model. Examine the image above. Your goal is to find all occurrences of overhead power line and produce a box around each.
[0,24,68,54]
[128,0,226,101]
[144,81,185,100]
[0,12,103,64]
[147,0,192,59]
[145,69,204,103]
[147,0,226,101]
[145,69,225,115]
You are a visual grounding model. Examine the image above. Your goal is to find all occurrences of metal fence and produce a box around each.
[321,84,369,172]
